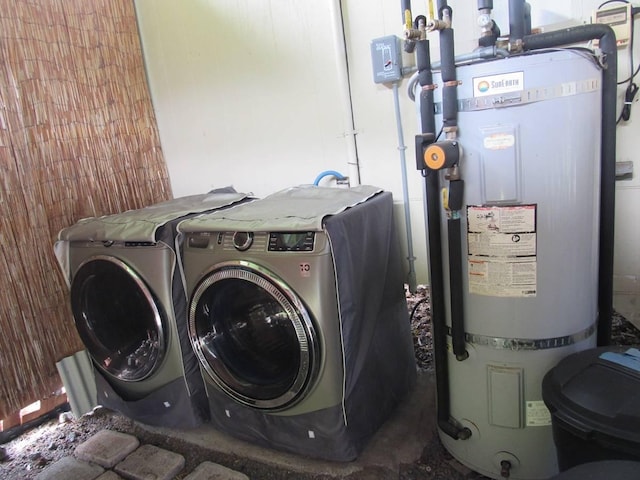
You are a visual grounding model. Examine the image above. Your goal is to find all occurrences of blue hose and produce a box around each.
[313,170,346,186]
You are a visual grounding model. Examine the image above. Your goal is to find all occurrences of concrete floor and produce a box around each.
[135,371,438,478]
[31,371,467,480]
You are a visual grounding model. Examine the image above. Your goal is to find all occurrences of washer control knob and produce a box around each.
[232,231,254,251]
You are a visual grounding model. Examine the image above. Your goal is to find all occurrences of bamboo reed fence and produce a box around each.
[0,0,172,420]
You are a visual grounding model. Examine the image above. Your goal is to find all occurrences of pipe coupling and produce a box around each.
[404,28,423,40]
[509,38,524,53]
[426,18,450,32]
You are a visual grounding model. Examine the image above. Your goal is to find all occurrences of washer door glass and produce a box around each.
[70,256,165,381]
[190,265,318,410]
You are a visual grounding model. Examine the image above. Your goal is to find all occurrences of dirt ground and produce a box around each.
[1,286,638,480]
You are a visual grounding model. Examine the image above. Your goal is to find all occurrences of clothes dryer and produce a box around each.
[54,189,251,427]
[179,185,416,460]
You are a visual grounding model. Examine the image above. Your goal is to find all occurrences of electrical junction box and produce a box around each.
[370,35,402,84]
[593,3,633,48]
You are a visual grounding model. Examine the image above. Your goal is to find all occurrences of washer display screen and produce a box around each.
[268,232,315,252]
[70,257,165,382]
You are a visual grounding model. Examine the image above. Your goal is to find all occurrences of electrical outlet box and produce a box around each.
[370,35,402,84]
[593,3,633,48]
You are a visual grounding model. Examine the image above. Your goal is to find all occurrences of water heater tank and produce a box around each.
[429,50,602,479]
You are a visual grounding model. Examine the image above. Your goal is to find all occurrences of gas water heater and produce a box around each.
[428,49,601,480]
[408,1,617,479]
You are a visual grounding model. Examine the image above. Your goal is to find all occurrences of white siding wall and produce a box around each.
[135,0,639,323]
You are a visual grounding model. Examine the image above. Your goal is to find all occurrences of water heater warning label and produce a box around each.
[526,400,552,427]
[467,205,537,297]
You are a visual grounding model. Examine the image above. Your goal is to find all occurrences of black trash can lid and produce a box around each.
[542,346,640,447]
[550,460,640,479]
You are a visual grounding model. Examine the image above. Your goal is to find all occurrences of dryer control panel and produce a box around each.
[268,232,315,252]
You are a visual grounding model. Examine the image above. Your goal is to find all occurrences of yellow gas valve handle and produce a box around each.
[441,187,449,210]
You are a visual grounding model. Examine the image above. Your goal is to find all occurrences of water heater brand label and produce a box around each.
[473,71,524,98]
[467,205,537,297]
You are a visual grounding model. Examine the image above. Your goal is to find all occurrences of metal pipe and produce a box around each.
[329,0,361,185]
[416,40,436,135]
[407,46,510,101]
[448,216,468,360]
[477,0,500,47]
[392,82,418,293]
[424,169,461,438]
[439,29,458,131]
[509,0,526,46]
[420,1,470,442]
[401,0,412,28]
[524,2,532,36]
[415,33,458,442]
[524,24,617,345]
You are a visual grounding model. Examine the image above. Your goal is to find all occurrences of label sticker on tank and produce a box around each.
[526,400,552,427]
[483,133,515,150]
[467,205,537,297]
[473,71,524,97]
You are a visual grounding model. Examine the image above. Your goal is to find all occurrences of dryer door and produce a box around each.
[189,262,319,411]
[70,256,166,382]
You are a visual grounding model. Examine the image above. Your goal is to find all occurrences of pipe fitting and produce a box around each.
[404,28,423,40]
[443,125,459,139]
[477,11,493,30]
[444,164,461,181]
[500,460,512,478]
[427,18,450,32]
[509,38,524,53]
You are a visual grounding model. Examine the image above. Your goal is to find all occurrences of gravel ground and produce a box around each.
[1,287,638,479]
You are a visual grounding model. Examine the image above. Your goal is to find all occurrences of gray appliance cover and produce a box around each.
[180,186,417,460]
[54,188,252,428]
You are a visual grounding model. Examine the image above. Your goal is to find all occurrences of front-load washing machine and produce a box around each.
[178,185,416,460]
[54,188,252,427]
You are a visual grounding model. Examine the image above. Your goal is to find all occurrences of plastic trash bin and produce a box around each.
[542,346,640,471]
[549,460,640,479]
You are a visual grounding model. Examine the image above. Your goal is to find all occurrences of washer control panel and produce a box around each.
[268,232,315,252]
